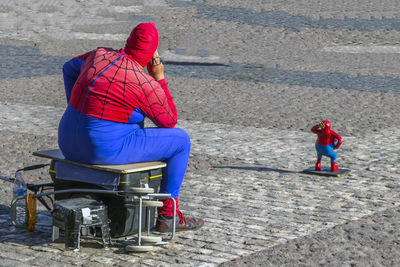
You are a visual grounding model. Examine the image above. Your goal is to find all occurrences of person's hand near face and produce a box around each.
[147,50,165,81]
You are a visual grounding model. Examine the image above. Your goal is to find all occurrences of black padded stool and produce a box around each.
[52,197,111,251]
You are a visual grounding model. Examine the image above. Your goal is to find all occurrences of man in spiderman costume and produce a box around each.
[311,120,342,172]
[59,22,204,231]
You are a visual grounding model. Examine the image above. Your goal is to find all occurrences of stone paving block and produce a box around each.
[191,254,227,264]
[0,0,400,265]
[0,258,31,267]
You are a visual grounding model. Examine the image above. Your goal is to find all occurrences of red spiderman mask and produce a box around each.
[124,22,159,67]
[319,120,331,133]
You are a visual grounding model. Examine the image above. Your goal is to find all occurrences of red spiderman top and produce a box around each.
[69,23,177,128]
[311,120,342,148]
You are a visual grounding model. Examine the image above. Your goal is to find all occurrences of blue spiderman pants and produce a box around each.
[315,141,338,162]
[58,105,190,198]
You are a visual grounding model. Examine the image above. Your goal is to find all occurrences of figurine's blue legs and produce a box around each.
[315,141,338,162]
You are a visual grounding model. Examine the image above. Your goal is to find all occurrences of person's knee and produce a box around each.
[175,128,191,150]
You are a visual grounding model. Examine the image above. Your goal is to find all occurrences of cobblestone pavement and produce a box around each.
[1,0,400,266]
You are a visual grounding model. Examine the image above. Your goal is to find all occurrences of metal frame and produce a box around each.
[4,163,177,252]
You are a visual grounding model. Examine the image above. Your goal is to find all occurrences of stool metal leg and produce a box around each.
[171,197,176,239]
[147,207,151,236]
[137,196,142,246]
[125,195,153,252]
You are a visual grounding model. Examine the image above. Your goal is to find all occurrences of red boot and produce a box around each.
[315,159,321,171]
[156,198,204,232]
[331,162,339,172]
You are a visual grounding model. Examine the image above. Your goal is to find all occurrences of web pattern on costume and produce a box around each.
[70,48,177,127]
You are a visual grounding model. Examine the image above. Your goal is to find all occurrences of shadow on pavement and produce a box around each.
[195,3,400,32]
[214,165,300,174]
[0,204,53,246]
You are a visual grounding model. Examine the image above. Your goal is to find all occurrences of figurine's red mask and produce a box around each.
[124,22,159,67]
[321,120,331,132]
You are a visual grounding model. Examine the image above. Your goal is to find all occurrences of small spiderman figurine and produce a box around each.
[311,120,342,172]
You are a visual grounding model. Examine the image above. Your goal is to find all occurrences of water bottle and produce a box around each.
[12,171,27,226]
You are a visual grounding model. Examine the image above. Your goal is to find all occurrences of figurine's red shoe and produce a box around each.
[315,161,321,171]
[331,162,339,172]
